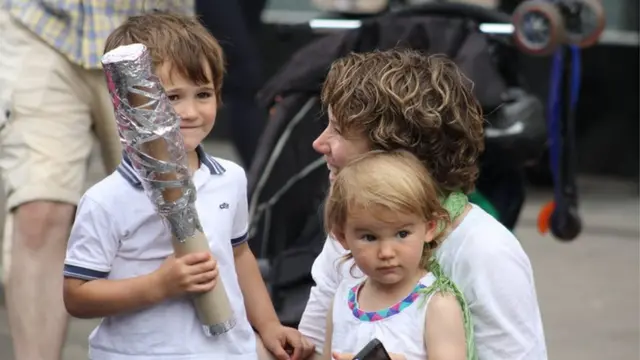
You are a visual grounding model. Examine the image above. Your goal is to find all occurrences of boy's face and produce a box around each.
[312,107,370,183]
[158,62,217,152]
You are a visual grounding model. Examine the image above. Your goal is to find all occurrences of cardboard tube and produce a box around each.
[173,230,235,335]
[131,92,235,336]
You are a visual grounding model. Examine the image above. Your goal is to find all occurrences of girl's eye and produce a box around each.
[167,94,179,101]
[197,92,212,99]
[396,230,410,239]
[361,234,376,242]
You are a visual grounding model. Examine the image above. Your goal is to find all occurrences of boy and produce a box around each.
[62,12,314,360]
[299,49,548,360]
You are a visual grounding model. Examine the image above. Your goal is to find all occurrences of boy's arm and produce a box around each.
[63,194,136,318]
[233,242,281,332]
[64,275,163,318]
[321,301,334,360]
[234,243,320,360]
[63,195,177,318]
[229,169,280,332]
[424,292,467,360]
[231,169,314,359]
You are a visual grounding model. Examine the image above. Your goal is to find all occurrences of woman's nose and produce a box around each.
[312,128,330,155]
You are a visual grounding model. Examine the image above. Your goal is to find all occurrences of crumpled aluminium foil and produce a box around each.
[102,43,200,242]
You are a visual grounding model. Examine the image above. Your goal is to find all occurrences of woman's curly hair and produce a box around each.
[321,48,485,194]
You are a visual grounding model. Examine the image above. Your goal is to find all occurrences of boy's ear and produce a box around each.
[330,227,349,250]
[424,220,438,244]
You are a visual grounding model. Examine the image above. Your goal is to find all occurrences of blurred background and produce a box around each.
[212,0,639,181]
[0,0,638,359]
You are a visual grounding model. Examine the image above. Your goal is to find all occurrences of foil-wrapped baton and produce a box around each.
[101,43,235,336]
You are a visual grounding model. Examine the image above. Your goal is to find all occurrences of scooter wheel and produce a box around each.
[550,206,582,241]
[559,0,606,48]
[513,1,566,56]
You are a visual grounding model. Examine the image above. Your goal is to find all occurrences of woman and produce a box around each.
[298,49,547,360]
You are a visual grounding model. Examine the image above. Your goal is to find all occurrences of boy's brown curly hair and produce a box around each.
[321,49,485,194]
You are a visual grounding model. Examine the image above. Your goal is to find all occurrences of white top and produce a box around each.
[64,148,258,360]
[299,205,548,360]
[331,273,436,360]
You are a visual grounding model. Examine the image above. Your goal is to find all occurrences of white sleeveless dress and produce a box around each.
[330,273,437,360]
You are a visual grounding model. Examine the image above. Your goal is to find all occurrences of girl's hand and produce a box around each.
[153,252,218,299]
[332,352,406,360]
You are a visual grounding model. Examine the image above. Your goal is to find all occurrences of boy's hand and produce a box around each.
[259,322,315,360]
[153,252,218,299]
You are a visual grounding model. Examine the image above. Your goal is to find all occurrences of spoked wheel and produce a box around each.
[559,0,606,48]
[512,1,566,56]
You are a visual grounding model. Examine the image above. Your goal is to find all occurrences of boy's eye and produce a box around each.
[396,230,410,239]
[197,92,212,99]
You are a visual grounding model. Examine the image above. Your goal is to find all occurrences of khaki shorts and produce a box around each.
[0,12,122,211]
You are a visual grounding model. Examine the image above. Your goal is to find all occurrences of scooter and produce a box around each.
[512,0,606,241]
[512,0,605,55]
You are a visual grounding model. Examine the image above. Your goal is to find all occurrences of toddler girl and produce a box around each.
[322,150,475,360]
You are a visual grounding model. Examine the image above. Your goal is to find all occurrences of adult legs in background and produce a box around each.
[0,14,121,360]
[197,0,268,168]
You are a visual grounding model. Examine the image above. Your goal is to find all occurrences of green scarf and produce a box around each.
[422,192,478,360]
[440,191,469,231]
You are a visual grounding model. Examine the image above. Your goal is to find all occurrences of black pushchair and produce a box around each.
[247,3,547,327]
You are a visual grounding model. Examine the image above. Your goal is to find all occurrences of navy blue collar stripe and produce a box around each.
[117,145,225,189]
[116,165,139,185]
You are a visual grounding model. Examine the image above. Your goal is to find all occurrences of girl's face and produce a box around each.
[312,107,370,183]
[335,208,437,288]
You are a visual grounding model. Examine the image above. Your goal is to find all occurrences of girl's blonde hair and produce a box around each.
[324,150,451,269]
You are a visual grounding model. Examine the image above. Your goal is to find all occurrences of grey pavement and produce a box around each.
[0,140,638,360]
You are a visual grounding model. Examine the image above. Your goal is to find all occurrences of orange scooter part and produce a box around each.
[537,201,556,234]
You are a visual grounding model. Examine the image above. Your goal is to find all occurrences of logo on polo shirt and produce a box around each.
[219,202,229,210]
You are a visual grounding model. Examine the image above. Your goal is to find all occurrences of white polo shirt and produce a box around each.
[64,146,258,360]
[299,205,548,360]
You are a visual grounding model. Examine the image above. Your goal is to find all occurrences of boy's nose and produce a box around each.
[177,101,198,122]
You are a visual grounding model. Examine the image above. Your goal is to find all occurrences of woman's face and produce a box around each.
[312,107,370,183]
